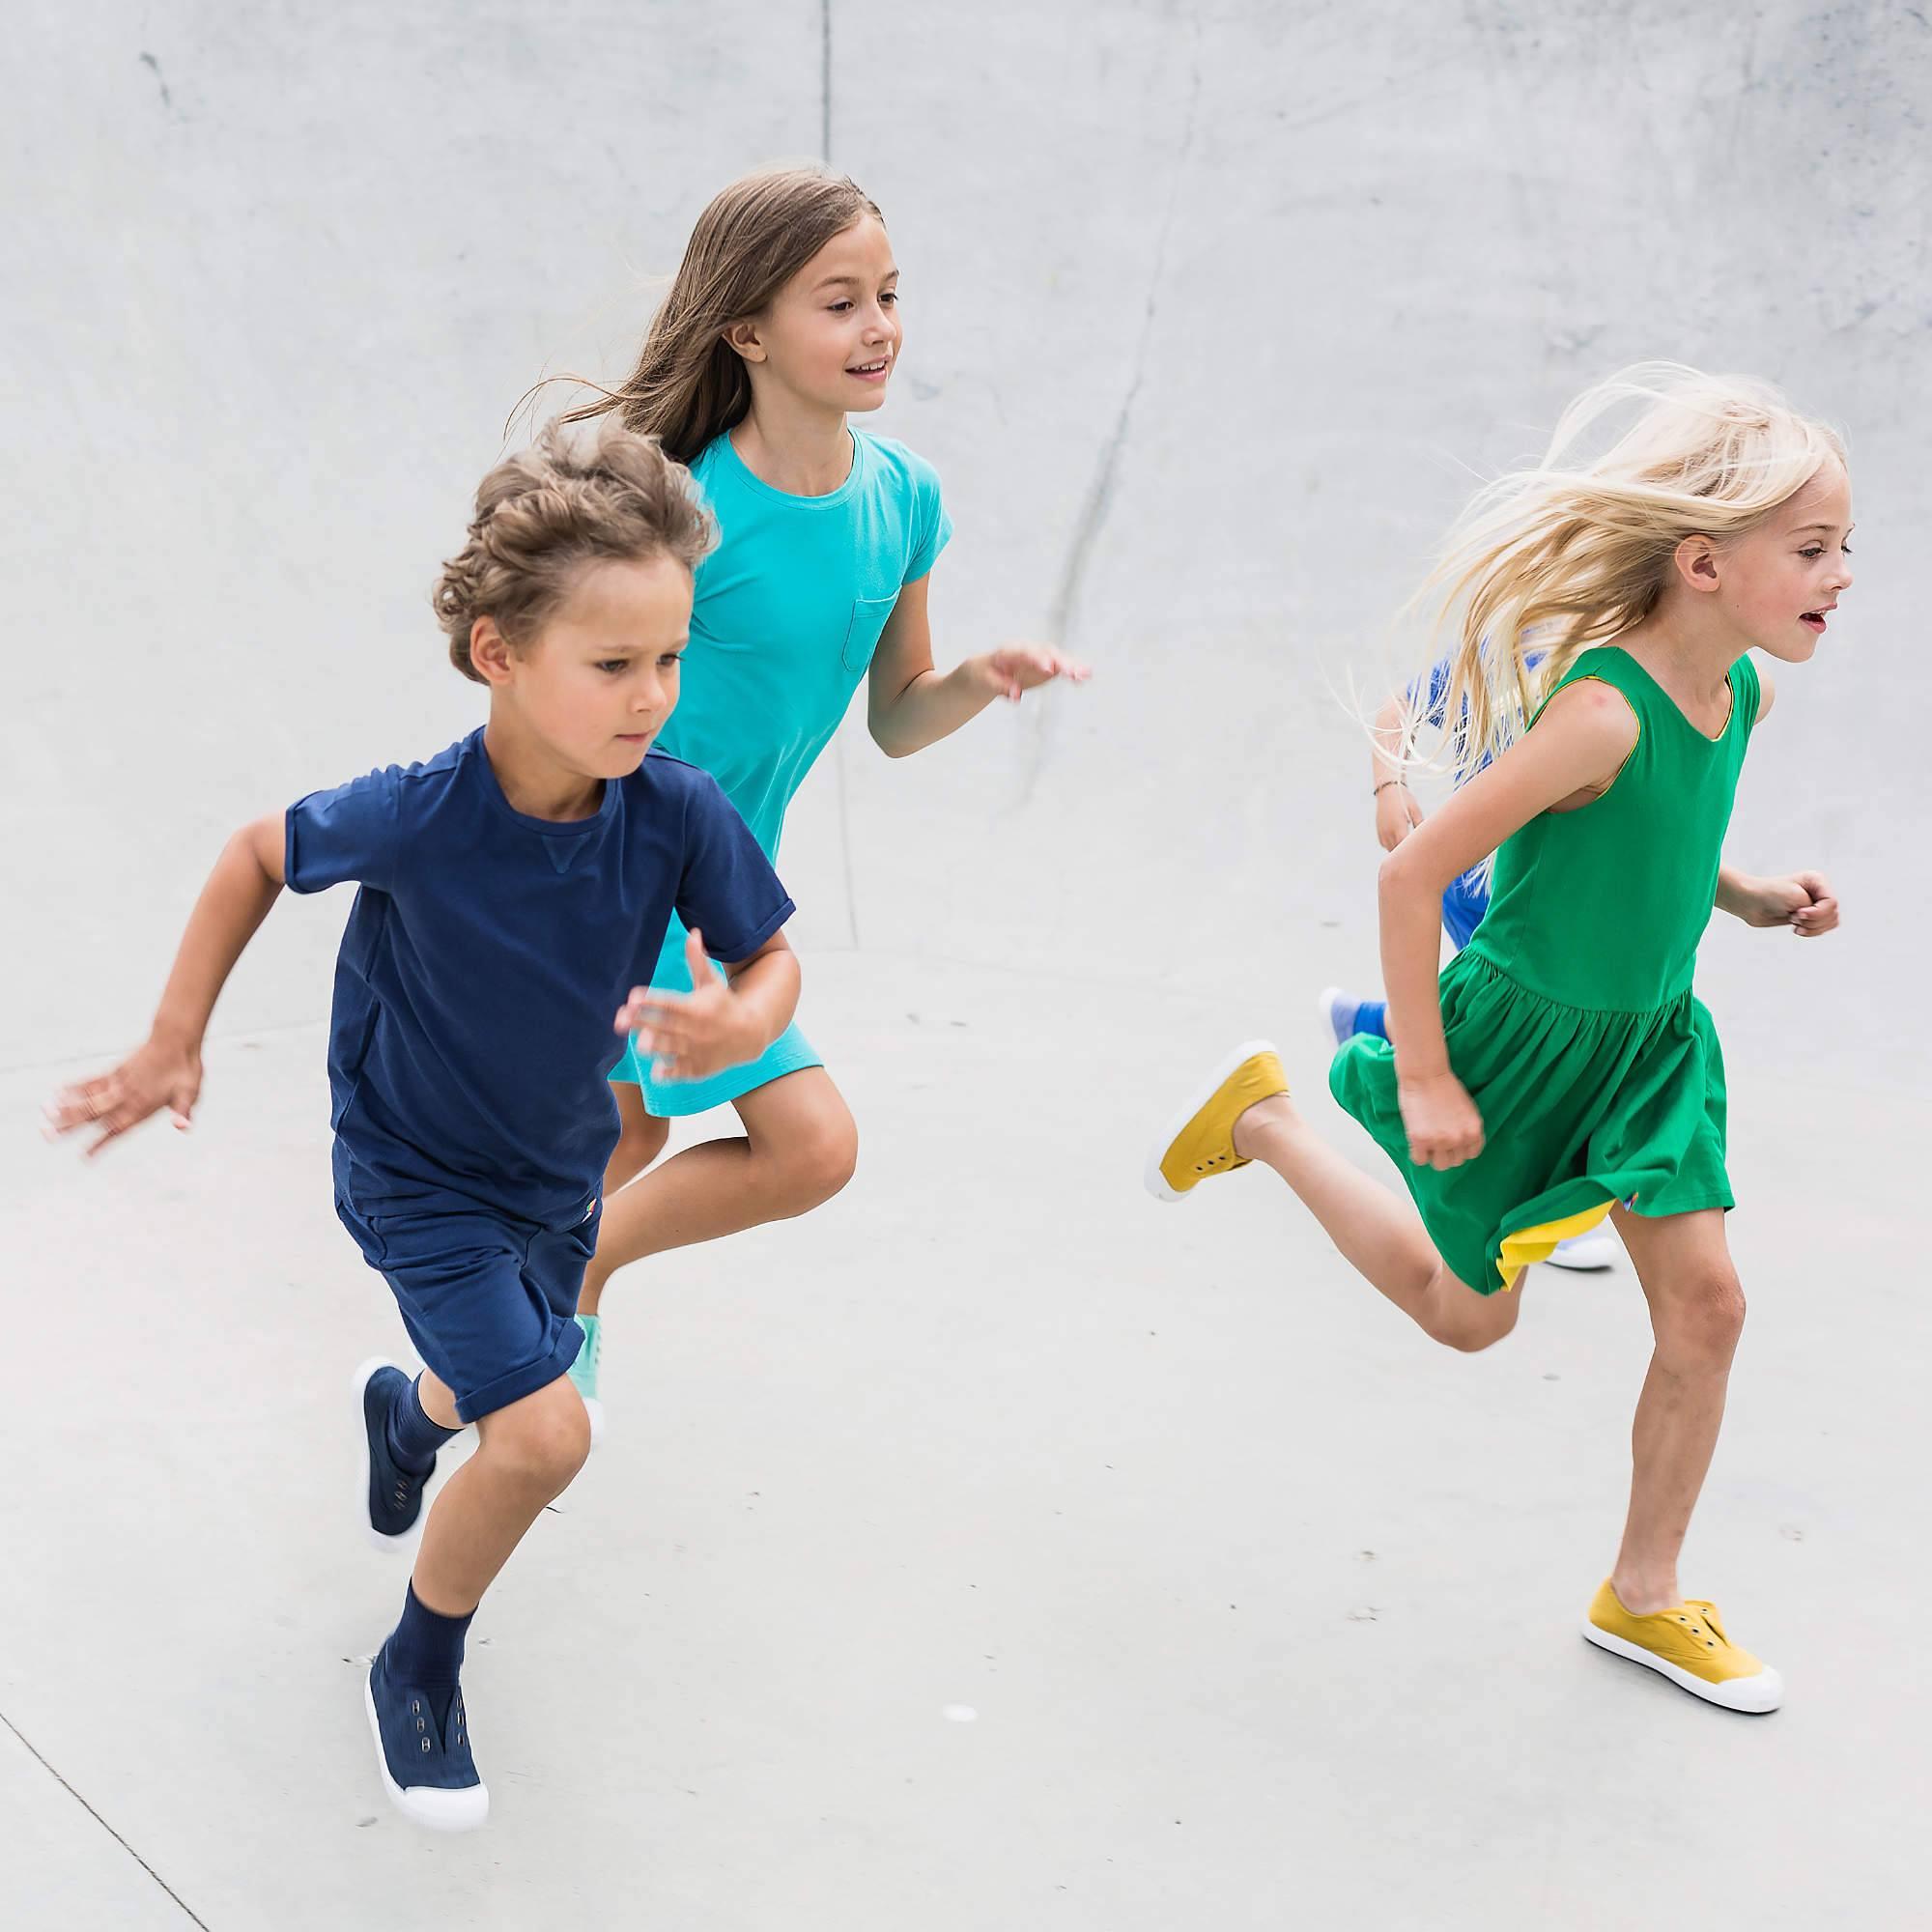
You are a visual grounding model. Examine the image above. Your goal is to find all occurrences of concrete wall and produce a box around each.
[6,0,1924,1071]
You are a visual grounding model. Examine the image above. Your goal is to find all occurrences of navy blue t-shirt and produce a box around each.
[285,729,794,1224]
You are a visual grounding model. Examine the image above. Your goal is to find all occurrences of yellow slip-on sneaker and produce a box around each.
[1582,1579,1782,1713]
[1144,1040,1288,1203]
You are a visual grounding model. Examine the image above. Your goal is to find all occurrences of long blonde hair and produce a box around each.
[1403,364,1845,784]
[562,167,883,465]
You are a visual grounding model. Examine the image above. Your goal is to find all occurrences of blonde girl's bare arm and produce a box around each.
[1710,662,1838,933]
[46,812,287,1154]
[1378,681,1638,1084]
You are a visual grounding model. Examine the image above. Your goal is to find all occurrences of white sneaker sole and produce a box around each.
[1143,1038,1282,1205]
[1545,1233,1618,1272]
[362,1672,489,1831]
[1580,1621,1783,1713]
[352,1356,429,1558]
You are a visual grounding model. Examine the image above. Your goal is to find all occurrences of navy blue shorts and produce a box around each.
[333,1167,596,1424]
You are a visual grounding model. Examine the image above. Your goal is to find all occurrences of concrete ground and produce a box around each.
[5,2,1928,1926]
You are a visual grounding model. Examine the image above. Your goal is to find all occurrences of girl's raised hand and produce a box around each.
[979,643,1092,702]
[1397,1068,1485,1172]
[1743,870,1840,937]
[45,1035,203,1157]
[612,927,753,1083]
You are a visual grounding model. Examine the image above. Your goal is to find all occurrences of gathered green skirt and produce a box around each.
[1329,949,1733,1293]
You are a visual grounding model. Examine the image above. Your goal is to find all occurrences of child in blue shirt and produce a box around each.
[48,422,800,1831]
[557,168,1089,1436]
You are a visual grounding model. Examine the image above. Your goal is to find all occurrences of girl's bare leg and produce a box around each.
[1232,1093,1522,1351]
[1602,1206,1745,1614]
[579,1066,858,1315]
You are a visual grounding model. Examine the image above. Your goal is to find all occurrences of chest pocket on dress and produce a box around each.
[840,592,898,673]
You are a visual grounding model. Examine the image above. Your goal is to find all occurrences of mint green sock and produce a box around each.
[568,1313,601,1401]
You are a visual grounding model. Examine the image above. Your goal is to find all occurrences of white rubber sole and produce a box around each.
[1581,1621,1783,1713]
[1544,1230,1619,1272]
[1143,1038,1282,1205]
[362,1672,489,1831]
[352,1355,426,1558]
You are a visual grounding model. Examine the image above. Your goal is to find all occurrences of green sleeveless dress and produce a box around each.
[1329,644,1761,1293]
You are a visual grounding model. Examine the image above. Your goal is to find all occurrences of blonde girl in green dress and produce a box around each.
[1147,366,1850,1712]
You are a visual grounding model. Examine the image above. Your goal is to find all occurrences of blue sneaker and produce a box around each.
[1318,986,1362,1046]
[363,1647,488,1831]
[353,1357,431,1554]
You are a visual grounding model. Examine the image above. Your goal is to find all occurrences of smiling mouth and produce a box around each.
[847,357,891,376]
[1800,611,1830,632]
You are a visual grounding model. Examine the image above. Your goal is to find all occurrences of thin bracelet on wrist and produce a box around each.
[1373,780,1408,796]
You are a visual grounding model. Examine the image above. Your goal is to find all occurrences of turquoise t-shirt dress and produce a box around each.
[611,425,952,1115]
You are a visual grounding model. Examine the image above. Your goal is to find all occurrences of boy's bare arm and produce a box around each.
[46,812,286,1153]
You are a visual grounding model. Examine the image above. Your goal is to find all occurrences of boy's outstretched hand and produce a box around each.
[613,927,753,1084]
[976,644,1092,702]
[46,1034,202,1156]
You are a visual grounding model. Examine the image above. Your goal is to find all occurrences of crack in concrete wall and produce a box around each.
[1017,7,1206,810]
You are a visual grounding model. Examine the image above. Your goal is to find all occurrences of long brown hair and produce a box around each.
[564,167,884,465]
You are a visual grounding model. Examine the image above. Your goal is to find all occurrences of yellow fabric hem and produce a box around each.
[1495,1199,1615,1286]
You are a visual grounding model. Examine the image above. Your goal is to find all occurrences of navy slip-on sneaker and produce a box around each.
[363,1647,488,1831]
[352,1357,432,1552]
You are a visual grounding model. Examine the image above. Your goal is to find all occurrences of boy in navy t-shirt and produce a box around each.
[49,423,800,1831]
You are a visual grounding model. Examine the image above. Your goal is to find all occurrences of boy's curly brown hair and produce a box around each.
[433,418,716,683]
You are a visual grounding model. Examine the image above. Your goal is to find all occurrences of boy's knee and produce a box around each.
[491,1388,592,1491]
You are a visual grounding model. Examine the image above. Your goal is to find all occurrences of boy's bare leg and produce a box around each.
[578,1066,857,1315]
[410,1372,589,1614]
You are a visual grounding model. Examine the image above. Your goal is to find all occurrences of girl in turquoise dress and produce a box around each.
[564,170,1087,1434]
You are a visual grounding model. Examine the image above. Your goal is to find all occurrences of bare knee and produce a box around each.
[760,1107,859,1216]
[484,1385,591,1493]
[1654,1264,1747,1368]
[1423,1275,1521,1353]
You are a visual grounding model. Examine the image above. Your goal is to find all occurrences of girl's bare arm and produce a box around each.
[1376,683,1636,1167]
[867,574,1088,758]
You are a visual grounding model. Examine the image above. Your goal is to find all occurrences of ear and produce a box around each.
[469,614,517,687]
[721,319,767,366]
[1672,533,1721,596]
